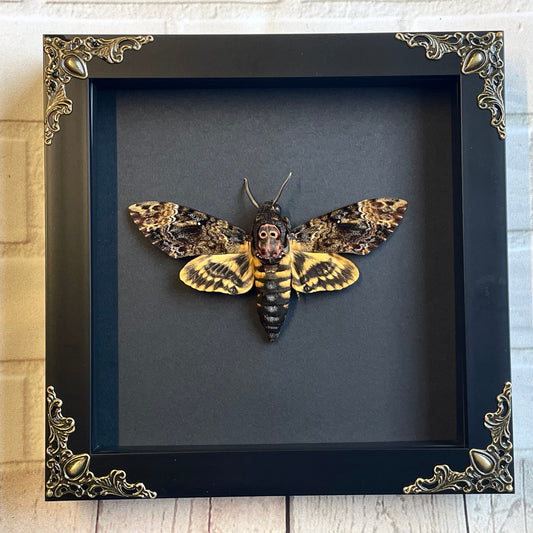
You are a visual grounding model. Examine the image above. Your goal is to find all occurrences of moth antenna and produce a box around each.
[244,178,260,208]
[272,172,292,204]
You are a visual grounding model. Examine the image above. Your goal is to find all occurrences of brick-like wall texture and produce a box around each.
[1,2,532,532]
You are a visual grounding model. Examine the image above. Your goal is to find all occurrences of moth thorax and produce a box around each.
[252,204,290,265]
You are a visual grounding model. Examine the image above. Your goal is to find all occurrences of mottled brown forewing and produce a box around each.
[290,198,407,255]
[128,201,249,258]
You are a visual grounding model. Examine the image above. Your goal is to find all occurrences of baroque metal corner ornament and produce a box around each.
[395,31,505,139]
[43,35,153,145]
[404,382,513,494]
[46,386,157,499]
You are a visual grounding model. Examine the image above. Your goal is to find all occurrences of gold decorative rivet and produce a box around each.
[462,49,487,74]
[470,449,496,474]
[63,55,88,79]
[64,453,90,480]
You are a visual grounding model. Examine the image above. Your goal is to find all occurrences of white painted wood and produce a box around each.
[97,498,179,533]
[208,497,286,533]
[505,114,532,232]
[96,496,286,532]
[290,494,467,533]
[173,498,211,532]
[0,462,98,533]
[512,361,533,450]
[507,232,533,349]
[524,450,533,532]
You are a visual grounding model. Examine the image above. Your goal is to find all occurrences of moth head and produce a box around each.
[245,174,292,264]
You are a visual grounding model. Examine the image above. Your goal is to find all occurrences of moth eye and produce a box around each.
[259,230,268,239]
[270,231,278,238]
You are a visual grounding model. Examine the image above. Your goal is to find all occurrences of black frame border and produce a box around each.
[45,33,511,498]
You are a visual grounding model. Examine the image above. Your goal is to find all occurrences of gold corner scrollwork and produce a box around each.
[404,382,513,494]
[43,35,154,145]
[46,386,157,499]
[395,31,505,139]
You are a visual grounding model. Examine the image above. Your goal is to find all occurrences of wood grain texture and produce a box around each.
[290,494,468,533]
[0,462,98,533]
[208,497,286,533]
[95,497,286,532]
[173,499,211,532]
[96,498,178,532]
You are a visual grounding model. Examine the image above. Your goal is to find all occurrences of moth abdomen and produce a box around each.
[253,257,291,342]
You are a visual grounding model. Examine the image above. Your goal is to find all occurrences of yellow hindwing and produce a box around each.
[290,246,359,294]
[179,244,254,295]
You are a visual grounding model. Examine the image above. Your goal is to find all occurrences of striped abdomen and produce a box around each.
[253,255,292,342]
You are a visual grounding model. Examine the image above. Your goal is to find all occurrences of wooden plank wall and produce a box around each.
[1,2,532,532]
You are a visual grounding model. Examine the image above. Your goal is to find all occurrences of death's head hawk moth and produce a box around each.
[129,174,407,342]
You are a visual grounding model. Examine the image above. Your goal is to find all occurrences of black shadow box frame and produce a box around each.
[44,32,512,499]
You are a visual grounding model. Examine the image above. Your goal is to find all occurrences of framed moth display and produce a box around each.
[45,32,512,499]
